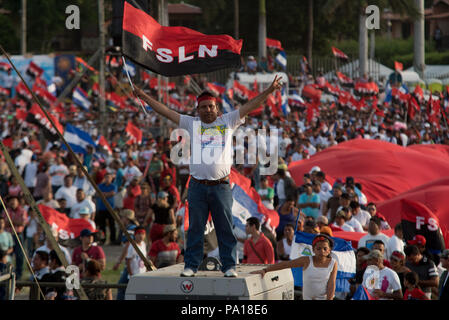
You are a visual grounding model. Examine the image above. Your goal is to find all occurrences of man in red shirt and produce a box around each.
[161,174,180,210]
[243,217,275,264]
[1,196,28,279]
[71,229,106,276]
[149,224,182,268]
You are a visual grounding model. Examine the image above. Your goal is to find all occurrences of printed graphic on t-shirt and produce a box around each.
[200,125,227,148]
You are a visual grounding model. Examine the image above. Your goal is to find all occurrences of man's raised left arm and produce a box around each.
[239,75,283,119]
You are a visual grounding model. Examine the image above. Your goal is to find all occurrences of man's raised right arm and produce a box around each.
[134,86,180,125]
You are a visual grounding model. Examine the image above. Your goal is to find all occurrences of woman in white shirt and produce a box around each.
[251,234,338,300]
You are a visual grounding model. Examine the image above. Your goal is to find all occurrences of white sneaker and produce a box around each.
[224,269,238,278]
[180,268,196,277]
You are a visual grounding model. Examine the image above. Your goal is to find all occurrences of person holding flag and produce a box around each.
[133,75,283,278]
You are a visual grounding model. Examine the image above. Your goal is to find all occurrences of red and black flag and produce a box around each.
[0,86,10,98]
[26,104,64,142]
[0,62,11,72]
[15,82,32,101]
[122,1,243,76]
[400,199,446,253]
[26,61,44,78]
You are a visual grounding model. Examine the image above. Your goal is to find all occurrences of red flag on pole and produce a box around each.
[125,121,143,145]
[331,47,349,60]
[266,38,284,51]
[394,61,403,72]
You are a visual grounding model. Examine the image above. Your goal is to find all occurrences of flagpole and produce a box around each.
[0,140,90,300]
[0,44,156,272]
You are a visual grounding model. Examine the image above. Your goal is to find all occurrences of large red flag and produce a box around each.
[125,121,143,145]
[39,204,95,239]
[122,1,242,76]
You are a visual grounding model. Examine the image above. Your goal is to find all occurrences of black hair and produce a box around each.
[341,193,351,200]
[35,250,49,264]
[312,233,334,250]
[246,217,260,230]
[276,168,286,177]
[197,91,216,102]
[404,245,420,257]
[49,250,62,267]
[316,171,325,179]
[373,240,385,247]
[394,223,402,232]
[356,247,370,256]
[370,216,382,227]
[404,271,419,287]
[355,183,362,191]
[367,202,376,208]
[350,201,360,209]
[284,223,295,231]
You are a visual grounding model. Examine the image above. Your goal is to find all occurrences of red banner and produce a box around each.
[122,1,242,76]
[39,204,95,239]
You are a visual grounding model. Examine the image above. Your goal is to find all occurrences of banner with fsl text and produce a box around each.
[122,1,242,76]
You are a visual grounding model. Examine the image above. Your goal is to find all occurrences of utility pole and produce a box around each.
[21,0,26,55]
[98,0,107,137]
[258,0,267,60]
[234,0,239,39]
[158,0,169,137]
[414,0,425,80]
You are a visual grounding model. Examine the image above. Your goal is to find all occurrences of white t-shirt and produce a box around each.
[353,209,371,228]
[386,234,405,259]
[291,152,303,162]
[346,216,364,233]
[70,199,96,219]
[34,243,72,265]
[126,241,147,277]
[179,109,245,180]
[276,179,286,201]
[123,165,142,184]
[54,185,78,208]
[24,162,38,188]
[332,222,355,232]
[358,233,391,252]
[49,164,69,186]
[362,266,402,299]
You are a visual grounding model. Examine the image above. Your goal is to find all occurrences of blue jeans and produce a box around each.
[185,179,237,273]
[116,267,129,300]
[13,233,24,280]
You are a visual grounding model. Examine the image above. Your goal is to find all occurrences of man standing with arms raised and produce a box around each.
[134,75,282,277]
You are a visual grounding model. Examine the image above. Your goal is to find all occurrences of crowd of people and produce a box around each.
[0,52,448,300]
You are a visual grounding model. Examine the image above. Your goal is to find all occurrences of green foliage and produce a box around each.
[0,14,19,52]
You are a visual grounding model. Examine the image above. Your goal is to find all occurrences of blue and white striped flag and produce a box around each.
[222,95,234,114]
[275,51,287,70]
[290,231,356,292]
[72,87,91,111]
[63,124,96,155]
[281,86,289,115]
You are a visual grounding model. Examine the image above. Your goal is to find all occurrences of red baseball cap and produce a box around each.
[407,235,426,246]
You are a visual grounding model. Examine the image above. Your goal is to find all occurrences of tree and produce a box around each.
[307,0,313,67]
[324,0,420,77]
[258,0,267,59]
